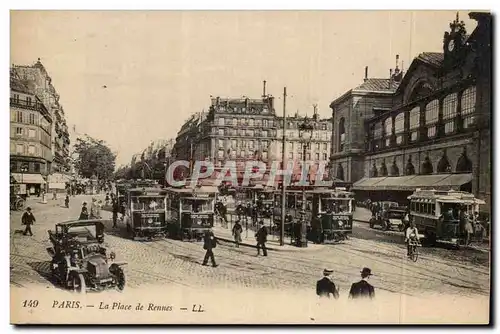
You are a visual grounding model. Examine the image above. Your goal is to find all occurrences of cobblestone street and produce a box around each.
[10,195,490,299]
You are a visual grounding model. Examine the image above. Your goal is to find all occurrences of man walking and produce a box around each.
[21,207,36,236]
[202,229,219,267]
[349,267,375,300]
[255,221,268,257]
[112,199,119,228]
[316,269,339,299]
[232,220,243,248]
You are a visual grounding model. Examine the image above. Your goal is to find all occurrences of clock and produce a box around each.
[448,39,455,52]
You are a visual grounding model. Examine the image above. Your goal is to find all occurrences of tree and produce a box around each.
[73,136,116,180]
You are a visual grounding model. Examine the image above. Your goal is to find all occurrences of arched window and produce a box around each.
[384,118,392,147]
[390,158,400,176]
[437,150,451,173]
[443,93,458,134]
[461,86,476,129]
[338,118,346,152]
[336,163,344,181]
[409,107,420,142]
[370,161,378,177]
[421,155,434,175]
[379,160,388,176]
[405,156,415,175]
[373,122,382,150]
[425,100,439,139]
[394,113,405,144]
[456,147,473,173]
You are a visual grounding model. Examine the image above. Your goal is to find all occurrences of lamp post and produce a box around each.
[20,164,28,197]
[298,116,314,248]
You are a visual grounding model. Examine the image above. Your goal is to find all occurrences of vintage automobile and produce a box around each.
[125,187,167,240]
[369,201,406,231]
[46,219,127,293]
[10,182,26,211]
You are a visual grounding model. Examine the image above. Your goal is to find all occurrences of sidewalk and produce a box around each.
[212,222,323,252]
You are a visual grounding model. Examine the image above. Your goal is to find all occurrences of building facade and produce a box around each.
[11,59,71,176]
[331,13,491,213]
[10,75,53,195]
[274,109,332,166]
[329,67,400,183]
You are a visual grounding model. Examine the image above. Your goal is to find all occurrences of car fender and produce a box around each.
[110,261,128,266]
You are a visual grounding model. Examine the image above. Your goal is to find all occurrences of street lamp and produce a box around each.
[297,116,315,248]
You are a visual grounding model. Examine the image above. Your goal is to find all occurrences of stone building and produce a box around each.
[339,12,491,213]
[274,106,332,164]
[10,74,52,195]
[329,65,400,183]
[11,59,71,187]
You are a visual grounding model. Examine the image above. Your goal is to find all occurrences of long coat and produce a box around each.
[316,277,339,299]
[348,280,375,299]
[256,226,268,243]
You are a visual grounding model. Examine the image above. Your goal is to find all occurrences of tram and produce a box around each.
[165,185,218,241]
[407,189,485,246]
[125,187,168,240]
[272,186,354,243]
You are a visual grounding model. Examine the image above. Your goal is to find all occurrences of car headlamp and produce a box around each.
[338,220,344,227]
[147,218,153,224]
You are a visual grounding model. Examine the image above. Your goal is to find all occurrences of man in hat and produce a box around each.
[255,221,268,256]
[316,269,339,299]
[232,220,243,248]
[202,229,219,267]
[21,207,36,236]
[348,267,375,299]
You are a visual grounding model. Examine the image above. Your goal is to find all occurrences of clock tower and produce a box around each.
[443,12,468,64]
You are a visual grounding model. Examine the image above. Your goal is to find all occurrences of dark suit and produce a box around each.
[316,277,339,299]
[202,233,217,266]
[256,226,268,256]
[21,212,36,236]
[348,279,375,299]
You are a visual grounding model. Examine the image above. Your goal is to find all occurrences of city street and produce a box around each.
[10,195,490,299]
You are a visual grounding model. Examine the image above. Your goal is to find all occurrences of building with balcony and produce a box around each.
[10,74,53,195]
[11,59,71,179]
[332,12,491,213]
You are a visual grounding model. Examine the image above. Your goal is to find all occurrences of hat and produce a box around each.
[26,207,31,211]
[83,202,87,206]
[259,221,265,225]
[360,267,373,276]
[323,269,333,276]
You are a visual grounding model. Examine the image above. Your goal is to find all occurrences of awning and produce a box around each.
[48,182,66,189]
[432,173,472,188]
[352,173,473,192]
[11,173,46,184]
[371,175,418,191]
[352,177,386,190]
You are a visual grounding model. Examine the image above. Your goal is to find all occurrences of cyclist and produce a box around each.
[405,221,420,257]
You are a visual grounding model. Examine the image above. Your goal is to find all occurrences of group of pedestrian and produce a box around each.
[316,267,375,300]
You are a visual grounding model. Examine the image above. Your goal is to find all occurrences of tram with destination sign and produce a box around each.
[165,185,218,241]
[407,189,486,246]
[272,187,354,243]
[125,187,168,240]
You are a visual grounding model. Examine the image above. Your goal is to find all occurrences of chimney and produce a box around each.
[262,80,267,97]
[389,69,393,88]
[364,66,368,82]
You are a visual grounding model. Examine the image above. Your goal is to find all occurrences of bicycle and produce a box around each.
[408,239,421,262]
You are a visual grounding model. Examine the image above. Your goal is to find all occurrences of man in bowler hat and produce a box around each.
[349,267,375,299]
[21,207,36,236]
[316,269,339,299]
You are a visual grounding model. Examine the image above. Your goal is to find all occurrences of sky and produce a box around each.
[10,10,477,166]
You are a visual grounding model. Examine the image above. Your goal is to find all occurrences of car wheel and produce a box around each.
[369,218,375,229]
[70,272,86,294]
[111,264,126,291]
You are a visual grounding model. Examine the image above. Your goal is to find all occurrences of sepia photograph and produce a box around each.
[8,8,491,325]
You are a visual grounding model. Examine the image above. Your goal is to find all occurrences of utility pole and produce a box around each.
[280,87,287,246]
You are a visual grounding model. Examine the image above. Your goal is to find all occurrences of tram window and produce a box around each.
[431,204,436,215]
